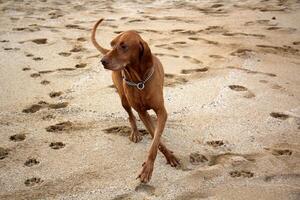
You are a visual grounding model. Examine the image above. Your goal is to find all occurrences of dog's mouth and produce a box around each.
[103,62,129,71]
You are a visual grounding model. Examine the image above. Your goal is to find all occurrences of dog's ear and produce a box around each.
[139,39,153,67]
[111,32,124,47]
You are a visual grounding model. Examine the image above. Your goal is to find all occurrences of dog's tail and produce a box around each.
[91,18,109,55]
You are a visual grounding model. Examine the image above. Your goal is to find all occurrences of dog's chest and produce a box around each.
[124,87,152,111]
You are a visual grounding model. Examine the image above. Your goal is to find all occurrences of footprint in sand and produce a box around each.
[188,37,219,45]
[172,41,187,45]
[154,53,180,58]
[271,84,283,90]
[269,112,290,120]
[272,149,293,156]
[102,126,148,137]
[259,80,268,83]
[70,45,86,53]
[171,29,185,33]
[209,55,224,59]
[111,193,132,200]
[13,25,40,32]
[24,177,43,186]
[22,101,68,113]
[263,173,300,182]
[24,158,40,167]
[32,57,43,61]
[39,70,54,74]
[42,114,56,120]
[49,91,63,98]
[182,56,203,64]
[46,121,73,132]
[174,191,211,200]
[114,31,123,34]
[77,37,86,42]
[182,152,255,171]
[223,32,265,38]
[58,52,72,57]
[170,41,189,48]
[31,38,47,44]
[150,15,194,23]
[72,5,88,11]
[9,133,26,142]
[154,44,176,51]
[65,24,86,30]
[48,11,64,19]
[256,45,299,55]
[181,67,208,74]
[244,19,276,26]
[208,153,256,166]
[25,53,34,57]
[49,142,65,150]
[229,85,248,91]
[56,67,76,71]
[189,152,208,165]
[75,63,87,68]
[207,140,224,147]
[201,26,227,34]
[211,3,223,8]
[228,85,255,98]
[227,66,276,77]
[10,17,19,21]
[3,47,20,51]
[22,67,31,71]
[293,41,300,46]
[22,104,43,113]
[127,19,145,23]
[30,73,41,78]
[135,183,156,195]
[41,80,50,85]
[164,73,188,87]
[230,48,254,57]
[265,148,293,156]
[46,102,68,109]
[229,170,254,178]
[0,147,9,160]
[74,55,83,60]
[266,27,296,33]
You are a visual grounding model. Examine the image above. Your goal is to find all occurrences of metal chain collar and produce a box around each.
[123,67,154,90]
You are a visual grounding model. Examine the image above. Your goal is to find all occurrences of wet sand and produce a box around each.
[0,0,300,199]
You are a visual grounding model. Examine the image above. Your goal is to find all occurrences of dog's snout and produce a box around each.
[101,58,109,66]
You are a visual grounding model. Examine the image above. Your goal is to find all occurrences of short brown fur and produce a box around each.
[91,19,179,183]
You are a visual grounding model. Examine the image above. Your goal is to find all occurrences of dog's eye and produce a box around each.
[120,43,128,51]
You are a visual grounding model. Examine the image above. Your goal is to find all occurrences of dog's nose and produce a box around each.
[101,58,108,66]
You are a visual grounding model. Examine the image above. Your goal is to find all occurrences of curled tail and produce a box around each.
[91,18,109,55]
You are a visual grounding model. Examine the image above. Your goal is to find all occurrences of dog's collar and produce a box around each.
[122,67,154,90]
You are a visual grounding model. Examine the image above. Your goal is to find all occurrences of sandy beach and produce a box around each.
[0,0,300,199]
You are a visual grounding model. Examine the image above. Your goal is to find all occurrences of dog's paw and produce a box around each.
[165,151,180,167]
[137,160,154,183]
[129,131,143,143]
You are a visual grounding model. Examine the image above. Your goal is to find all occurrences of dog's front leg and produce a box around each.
[138,111,179,167]
[137,107,167,183]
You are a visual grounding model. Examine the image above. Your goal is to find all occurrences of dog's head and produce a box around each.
[101,31,152,71]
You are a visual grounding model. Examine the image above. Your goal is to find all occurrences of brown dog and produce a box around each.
[91,19,179,183]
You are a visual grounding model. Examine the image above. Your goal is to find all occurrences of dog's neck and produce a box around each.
[123,59,153,83]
